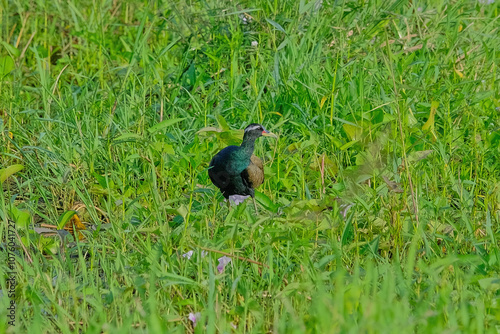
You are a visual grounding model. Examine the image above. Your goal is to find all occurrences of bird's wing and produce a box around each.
[241,155,264,190]
[250,154,263,170]
[210,146,242,174]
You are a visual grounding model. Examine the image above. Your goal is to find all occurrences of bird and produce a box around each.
[208,123,277,211]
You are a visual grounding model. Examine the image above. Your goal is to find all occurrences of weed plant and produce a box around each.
[0,0,499,333]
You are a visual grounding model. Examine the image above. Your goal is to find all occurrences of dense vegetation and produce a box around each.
[1,0,499,332]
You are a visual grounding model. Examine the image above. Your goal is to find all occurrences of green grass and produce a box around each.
[1,0,499,332]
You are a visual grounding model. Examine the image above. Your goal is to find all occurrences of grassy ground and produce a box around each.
[1,0,499,332]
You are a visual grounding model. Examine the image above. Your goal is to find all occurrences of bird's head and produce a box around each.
[243,123,277,140]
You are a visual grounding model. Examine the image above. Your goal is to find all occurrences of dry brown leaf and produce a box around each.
[64,214,86,240]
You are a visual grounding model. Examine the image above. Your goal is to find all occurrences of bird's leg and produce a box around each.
[252,197,259,215]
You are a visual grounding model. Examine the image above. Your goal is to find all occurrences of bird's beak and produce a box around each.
[262,130,278,138]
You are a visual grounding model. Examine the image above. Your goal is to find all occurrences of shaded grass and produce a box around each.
[1,0,499,333]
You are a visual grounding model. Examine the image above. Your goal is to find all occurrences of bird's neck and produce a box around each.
[240,134,256,158]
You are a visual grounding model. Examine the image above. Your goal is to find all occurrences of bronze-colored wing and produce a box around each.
[244,154,264,189]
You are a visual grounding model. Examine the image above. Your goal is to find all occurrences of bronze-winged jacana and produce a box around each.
[208,123,276,211]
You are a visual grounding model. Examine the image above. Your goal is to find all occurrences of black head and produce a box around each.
[240,123,277,152]
[243,123,268,140]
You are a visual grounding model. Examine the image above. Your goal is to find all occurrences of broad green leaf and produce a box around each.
[407,108,418,126]
[488,131,500,146]
[287,142,301,153]
[0,164,24,184]
[159,272,198,286]
[277,39,288,50]
[148,118,185,133]
[120,37,132,52]
[320,95,328,109]
[219,130,244,144]
[381,114,396,124]
[9,205,31,228]
[299,0,315,14]
[478,277,500,291]
[126,153,142,161]
[341,217,354,246]
[216,114,229,131]
[0,56,14,76]
[422,101,438,140]
[339,140,358,151]
[57,210,77,230]
[158,37,181,59]
[176,205,188,219]
[114,133,142,142]
[365,19,390,39]
[40,235,59,254]
[266,18,286,34]
[343,123,363,141]
[422,101,438,131]
[152,142,174,154]
[454,67,464,78]
[36,45,49,58]
[197,126,221,135]
[367,235,380,254]
[93,173,108,188]
[39,235,59,255]
[255,191,279,213]
[309,154,338,174]
[1,42,20,58]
